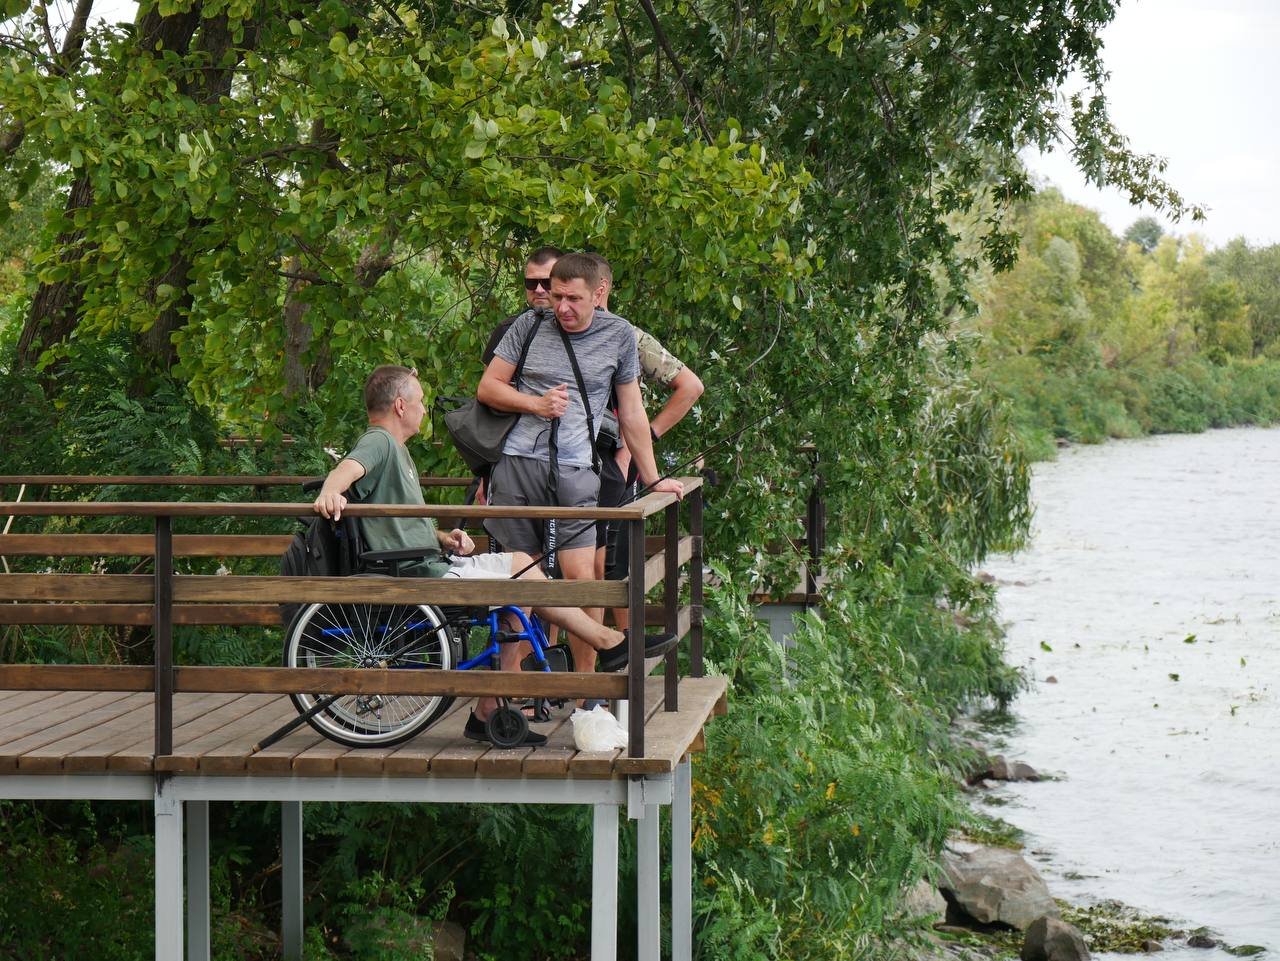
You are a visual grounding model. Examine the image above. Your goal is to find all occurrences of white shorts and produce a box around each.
[444,552,514,579]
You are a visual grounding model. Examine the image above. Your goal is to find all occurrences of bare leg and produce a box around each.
[506,550,623,653]
[588,543,609,627]
[558,545,600,674]
[474,629,523,722]
[474,551,625,721]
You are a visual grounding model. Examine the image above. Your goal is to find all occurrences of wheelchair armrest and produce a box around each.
[360,546,436,564]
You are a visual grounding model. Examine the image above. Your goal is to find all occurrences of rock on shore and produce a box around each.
[1022,916,1091,961]
[941,843,1057,931]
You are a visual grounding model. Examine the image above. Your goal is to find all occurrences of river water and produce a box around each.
[982,427,1279,956]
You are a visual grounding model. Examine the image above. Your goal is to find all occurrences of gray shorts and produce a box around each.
[484,454,600,555]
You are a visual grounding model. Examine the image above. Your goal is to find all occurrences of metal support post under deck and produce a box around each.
[155,785,184,961]
[636,802,661,961]
[592,804,620,961]
[805,462,825,601]
[672,758,693,961]
[186,800,210,961]
[627,516,647,756]
[282,801,303,961]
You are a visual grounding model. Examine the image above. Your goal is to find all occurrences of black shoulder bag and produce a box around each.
[438,313,543,474]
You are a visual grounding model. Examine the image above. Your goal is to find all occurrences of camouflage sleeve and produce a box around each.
[633,327,685,387]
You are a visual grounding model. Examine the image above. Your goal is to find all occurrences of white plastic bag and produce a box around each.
[570,705,628,752]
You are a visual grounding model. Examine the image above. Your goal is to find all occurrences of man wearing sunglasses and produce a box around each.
[482,245,562,366]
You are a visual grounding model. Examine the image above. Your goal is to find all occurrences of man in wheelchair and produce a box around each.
[312,365,677,747]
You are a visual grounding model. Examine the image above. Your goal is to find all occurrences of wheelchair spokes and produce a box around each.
[281,601,571,749]
[283,602,455,747]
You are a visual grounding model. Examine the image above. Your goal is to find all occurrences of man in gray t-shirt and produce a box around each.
[477,252,684,673]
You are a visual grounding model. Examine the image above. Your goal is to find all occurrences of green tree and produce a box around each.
[1209,238,1280,356]
[1123,215,1164,254]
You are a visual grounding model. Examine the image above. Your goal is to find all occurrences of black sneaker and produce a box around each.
[598,631,679,673]
[463,711,548,746]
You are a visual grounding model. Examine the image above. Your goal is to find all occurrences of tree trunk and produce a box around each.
[0,121,23,160]
[15,175,93,371]
[279,112,356,404]
[282,255,316,400]
[136,14,254,377]
[15,7,205,375]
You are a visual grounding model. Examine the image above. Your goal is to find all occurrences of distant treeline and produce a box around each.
[974,189,1280,458]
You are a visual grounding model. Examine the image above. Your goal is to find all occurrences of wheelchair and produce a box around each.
[281,508,572,749]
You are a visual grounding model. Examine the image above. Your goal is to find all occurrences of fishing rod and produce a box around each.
[508,368,846,579]
[254,369,845,752]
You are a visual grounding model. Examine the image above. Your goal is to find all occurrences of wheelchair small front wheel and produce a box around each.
[283,600,455,748]
[485,705,528,748]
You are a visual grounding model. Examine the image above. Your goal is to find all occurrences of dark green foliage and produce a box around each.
[994,354,1280,451]
[691,557,1018,959]
[1123,217,1164,255]
[0,801,155,960]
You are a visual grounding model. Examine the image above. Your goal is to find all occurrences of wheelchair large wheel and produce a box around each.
[283,601,455,747]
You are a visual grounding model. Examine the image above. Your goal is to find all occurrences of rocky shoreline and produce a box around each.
[902,753,1268,961]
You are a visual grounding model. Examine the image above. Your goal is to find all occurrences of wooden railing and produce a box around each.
[0,478,704,760]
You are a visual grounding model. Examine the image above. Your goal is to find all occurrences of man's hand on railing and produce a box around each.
[313,491,348,520]
[650,477,685,500]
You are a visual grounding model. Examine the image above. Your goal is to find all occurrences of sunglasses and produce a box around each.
[524,277,553,291]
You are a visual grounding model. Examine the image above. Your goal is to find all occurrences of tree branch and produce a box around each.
[633,0,713,143]
[278,268,334,285]
[37,4,58,63]
[0,120,24,160]
[55,0,95,77]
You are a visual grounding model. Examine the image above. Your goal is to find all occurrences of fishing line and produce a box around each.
[505,369,847,580]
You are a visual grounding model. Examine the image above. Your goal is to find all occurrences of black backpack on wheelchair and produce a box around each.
[278,484,472,748]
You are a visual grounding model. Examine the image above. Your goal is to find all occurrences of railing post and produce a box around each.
[154,514,174,761]
[627,515,646,757]
[805,455,824,601]
[663,502,679,712]
[689,486,704,678]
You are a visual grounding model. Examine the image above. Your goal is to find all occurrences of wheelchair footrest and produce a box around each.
[520,644,574,674]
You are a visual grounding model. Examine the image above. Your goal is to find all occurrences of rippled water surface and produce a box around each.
[983,428,1279,953]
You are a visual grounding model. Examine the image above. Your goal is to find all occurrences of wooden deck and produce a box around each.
[0,676,726,780]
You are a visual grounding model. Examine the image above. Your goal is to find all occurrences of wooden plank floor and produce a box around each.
[0,676,727,778]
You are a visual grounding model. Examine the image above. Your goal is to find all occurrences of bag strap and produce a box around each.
[512,312,543,389]
[552,316,601,475]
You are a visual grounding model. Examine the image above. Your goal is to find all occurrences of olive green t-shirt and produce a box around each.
[346,426,451,578]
